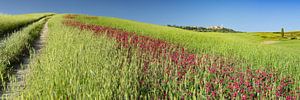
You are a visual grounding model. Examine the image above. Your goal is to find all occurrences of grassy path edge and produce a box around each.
[0,15,53,98]
[1,21,49,99]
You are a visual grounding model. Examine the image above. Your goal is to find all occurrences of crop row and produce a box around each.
[62,15,299,99]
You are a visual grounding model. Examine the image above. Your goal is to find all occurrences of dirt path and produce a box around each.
[0,21,48,99]
[261,40,279,44]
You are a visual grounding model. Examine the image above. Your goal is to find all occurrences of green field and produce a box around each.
[0,14,299,99]
[0,13,52,38]
[75,15,300,77]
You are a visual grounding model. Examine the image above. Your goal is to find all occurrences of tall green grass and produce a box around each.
[15,14,299,99]
[271,40,300,53]
[75,15,300,82]
[16,15,128,99]
[17,14,199,99]
[0,13,53,37]
[0,17,48,86]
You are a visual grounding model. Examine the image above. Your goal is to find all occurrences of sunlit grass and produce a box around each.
[75,15,300,82]
[0,16,48,90]
[14,14,299,99]
[0,13,53,37]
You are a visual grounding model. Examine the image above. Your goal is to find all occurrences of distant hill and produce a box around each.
[256,31,300,40]
[167,25,241,33]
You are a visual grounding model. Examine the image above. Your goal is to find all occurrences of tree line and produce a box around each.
[167,25,241,33]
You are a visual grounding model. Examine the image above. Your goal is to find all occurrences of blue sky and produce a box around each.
[0,0,299,32]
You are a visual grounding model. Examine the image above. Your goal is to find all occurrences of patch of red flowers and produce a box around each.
[62,15,299,99]
[64,14,78,19]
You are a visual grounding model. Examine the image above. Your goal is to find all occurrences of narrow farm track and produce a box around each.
[0,21,48,99]
[261,40,279,44]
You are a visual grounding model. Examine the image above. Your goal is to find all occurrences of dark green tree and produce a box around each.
[281,28,285,37]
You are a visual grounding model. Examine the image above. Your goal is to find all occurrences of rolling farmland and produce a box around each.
[0,14,299,99]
